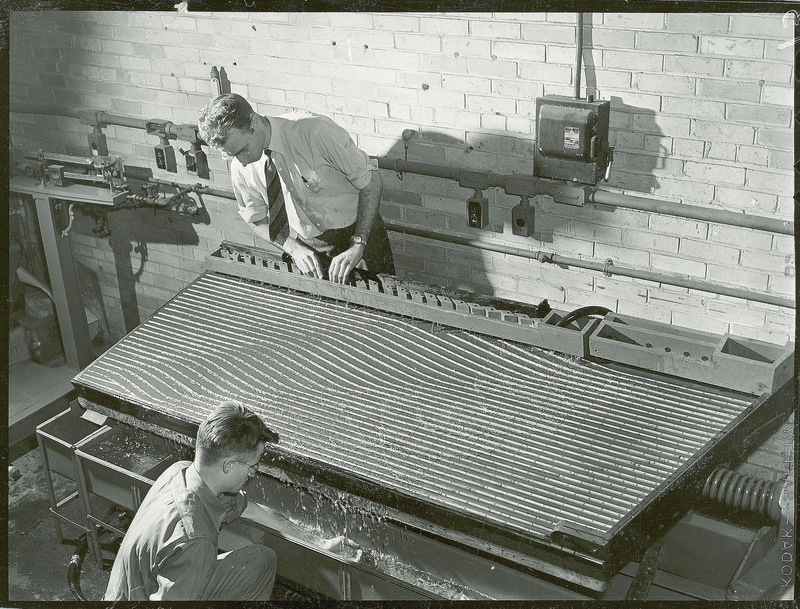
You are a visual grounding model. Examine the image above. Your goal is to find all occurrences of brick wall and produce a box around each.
[9,11,795,347]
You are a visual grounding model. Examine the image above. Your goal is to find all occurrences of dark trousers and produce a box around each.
[200,544,276,601]
[298,214,395,276]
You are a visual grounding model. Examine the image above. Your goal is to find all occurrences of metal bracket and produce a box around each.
[458,170,490,191]
[626,531,669,600]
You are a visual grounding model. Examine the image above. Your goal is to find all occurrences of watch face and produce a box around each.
[352,235,363,245]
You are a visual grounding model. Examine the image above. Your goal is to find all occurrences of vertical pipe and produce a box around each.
[574,13,584,99]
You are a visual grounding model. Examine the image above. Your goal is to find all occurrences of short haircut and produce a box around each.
[195,401,278,465]
[197,93,255,148]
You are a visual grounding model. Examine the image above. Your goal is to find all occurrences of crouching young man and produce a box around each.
[104,401,356,601]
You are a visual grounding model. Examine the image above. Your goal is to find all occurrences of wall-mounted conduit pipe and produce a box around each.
[10,103,794,307]
[116,174,796,309]
[375,157,794,236]
[574,13,584,99]
[383,221,795,309]
[11,103,81,120]
[10,102,792,235]
[10,102,196,142]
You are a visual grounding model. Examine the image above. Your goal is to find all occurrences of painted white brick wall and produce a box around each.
[8,10,795,349]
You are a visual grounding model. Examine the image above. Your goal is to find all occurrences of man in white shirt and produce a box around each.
[198,93,395,283]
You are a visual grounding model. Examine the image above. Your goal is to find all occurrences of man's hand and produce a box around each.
[320,535,361,554]
[284,238,324,278]
[328,244,365,284]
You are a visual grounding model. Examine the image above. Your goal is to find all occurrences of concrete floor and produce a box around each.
[7,446,312,602]
[8,448,109,602]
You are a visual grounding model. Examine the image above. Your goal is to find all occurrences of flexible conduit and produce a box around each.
[11,102,794,308]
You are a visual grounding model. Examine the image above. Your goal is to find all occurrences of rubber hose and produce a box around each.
[67,535,89,602]
[556,305,612,328]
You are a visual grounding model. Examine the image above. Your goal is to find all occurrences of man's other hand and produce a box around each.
[329,245,365,284]
[284,239,324,278]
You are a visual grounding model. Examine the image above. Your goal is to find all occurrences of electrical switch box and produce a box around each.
[87,133,108,157]
[511,200,535,237]
[467,192,489,229]
[155,144,177,172]
[534,95,610,185]
[180,148,210,179]
[193,149,210,179]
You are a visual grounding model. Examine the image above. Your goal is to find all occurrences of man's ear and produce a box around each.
[222,458,232,474]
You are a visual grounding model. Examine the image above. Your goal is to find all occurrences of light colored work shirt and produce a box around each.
[230,111,378,240]
[103,461,246,601]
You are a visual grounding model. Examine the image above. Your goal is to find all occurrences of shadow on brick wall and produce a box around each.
[604,101,668,198]
[103,169,211,334]
[379,130,543,300]
[374,98,665,306]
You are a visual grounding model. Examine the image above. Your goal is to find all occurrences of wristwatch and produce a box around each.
[350,234,366,247]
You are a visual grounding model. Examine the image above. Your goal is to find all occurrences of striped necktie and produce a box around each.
[265,151,289,246]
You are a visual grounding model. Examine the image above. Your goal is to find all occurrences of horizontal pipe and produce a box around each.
[12,102,791,236]
[10,102,194,141]
[379,157,462,182]
[124,172,795,309]
[376,156,794,236]
[588,190,793,236]
[148,178,234,200]
[10,101,80,119]
[95,110,148,131]
[11,103,794,307]
[384,220,795,309]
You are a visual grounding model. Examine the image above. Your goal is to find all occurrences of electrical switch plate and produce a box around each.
[87,133,108,157]
[155,144,177,172]
[511,202,536,237]
[193,150,210,179]
[467,194,489,229]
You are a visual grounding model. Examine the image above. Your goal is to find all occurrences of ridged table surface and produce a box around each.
[74,272,753,541]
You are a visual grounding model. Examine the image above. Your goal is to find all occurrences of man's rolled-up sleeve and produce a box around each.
[152,538,217,601]
[232,166,268,224]
[315,118,378,191]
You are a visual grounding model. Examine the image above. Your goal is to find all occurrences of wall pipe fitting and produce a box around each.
[375,156,794,236]
[383,220,795,309]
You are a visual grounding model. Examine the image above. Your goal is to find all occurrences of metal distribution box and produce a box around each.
[534,95,611,185]
[588,313,795,395]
